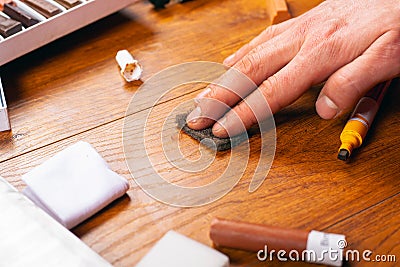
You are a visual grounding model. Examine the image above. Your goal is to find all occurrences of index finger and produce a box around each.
[224,18,298,67]
[186,30,302,130]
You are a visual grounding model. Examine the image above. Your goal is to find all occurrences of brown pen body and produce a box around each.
[210,218,309,253]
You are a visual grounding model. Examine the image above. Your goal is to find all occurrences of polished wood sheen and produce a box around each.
[0,0,399,266]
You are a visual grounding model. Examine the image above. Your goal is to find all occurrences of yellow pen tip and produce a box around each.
[337,149,350,161]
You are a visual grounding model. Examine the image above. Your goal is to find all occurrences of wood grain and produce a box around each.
[0,0,399,266]
[0,0,268,162]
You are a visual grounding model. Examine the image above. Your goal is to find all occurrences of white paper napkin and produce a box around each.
[22,141,129,229]
[0,176,113,267]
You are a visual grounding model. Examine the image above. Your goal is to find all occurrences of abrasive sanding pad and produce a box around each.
[175,113,249,151]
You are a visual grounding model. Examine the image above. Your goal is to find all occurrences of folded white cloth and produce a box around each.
[0,176,112,267]
[22,141,129,229]
[136,231,229,267]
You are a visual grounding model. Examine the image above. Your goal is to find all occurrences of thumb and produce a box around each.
[316,30,400,119]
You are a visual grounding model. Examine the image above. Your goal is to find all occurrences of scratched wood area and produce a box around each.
[0,0,399,266]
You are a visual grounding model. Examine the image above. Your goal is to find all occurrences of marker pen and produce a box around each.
[338,81,392,161]
[210,218,346,266]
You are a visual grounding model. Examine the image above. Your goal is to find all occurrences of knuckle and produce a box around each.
[260,76,283,111]
[235,102,257,127]
[331,72,351,89]
[304,21,344,50]
[381,30,400,59]
[207,85,219,98]
[302,18,346,49]
[294,15,320,37]
[236,52,262,77]
[299,24,348,75]
[366,29,400,76]
[319,19,346,40]
[294,22,310,37]
[207,84,230,103]
[262,24,278,38]
[331,72,363,103]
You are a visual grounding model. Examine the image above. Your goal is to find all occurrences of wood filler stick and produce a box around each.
[210,218,346,267]
[338,80,392,161]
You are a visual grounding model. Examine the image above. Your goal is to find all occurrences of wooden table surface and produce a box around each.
[0,0,399,266]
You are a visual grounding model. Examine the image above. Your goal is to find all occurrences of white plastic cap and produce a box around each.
[115,50,143,82]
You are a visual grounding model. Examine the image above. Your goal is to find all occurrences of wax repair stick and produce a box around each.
[338,81,391,161]
[210,218,346,267]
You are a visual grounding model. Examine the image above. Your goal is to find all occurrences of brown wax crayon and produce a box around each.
[0,0,13,8]
[3,3,39,27]
[53,0,80,9]
[210,218,347,267]
[21,0,61,18]
[210,218,308,253]
[0,15,22,38]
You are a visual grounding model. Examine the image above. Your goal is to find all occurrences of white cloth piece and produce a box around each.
[0,176,112,267]
[136,231,229,267]
[22,141,129,229]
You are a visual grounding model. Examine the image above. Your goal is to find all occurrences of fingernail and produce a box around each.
[194,88,211,103]
[317,95,340,119]
[186,106,202,124]
[223,54,235,66]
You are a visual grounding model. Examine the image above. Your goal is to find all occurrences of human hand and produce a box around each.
[187,0,400,138]
[0,0,13,7]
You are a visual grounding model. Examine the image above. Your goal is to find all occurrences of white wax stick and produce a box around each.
[116,50,143,82]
